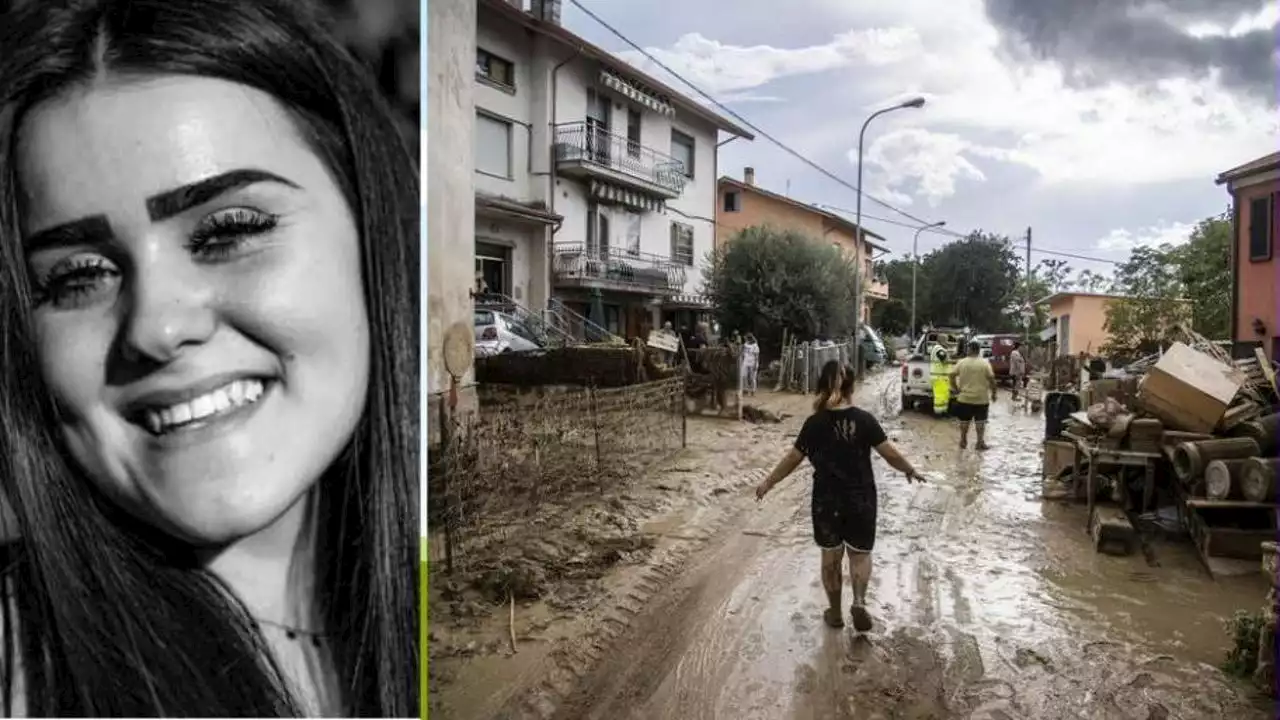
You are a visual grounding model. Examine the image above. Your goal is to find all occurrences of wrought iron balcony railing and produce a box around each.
[553,121,687,196]
[552,242,686,294]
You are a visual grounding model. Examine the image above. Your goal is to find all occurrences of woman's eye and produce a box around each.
[189,208,280,260]
[35,255,121,309]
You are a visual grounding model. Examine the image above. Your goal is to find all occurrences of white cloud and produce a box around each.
[1093,221,1197,253]
[856,128,988,208]
[614,27,923,96]
[607,2,1279,206]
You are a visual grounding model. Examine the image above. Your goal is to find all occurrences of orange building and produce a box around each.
[1038,292,1191,357]
[716,168,890,318]
[1216,151,1280,360]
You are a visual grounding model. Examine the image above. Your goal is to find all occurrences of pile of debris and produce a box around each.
[1055,335,1278,572]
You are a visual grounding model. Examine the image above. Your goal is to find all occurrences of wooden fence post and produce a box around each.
[589,385,603,481]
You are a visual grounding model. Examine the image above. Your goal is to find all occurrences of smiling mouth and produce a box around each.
[137,378,269,436]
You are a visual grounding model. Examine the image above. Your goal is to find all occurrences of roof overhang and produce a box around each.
[478,0,755,140]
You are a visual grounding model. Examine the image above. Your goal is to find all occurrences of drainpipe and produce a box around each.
[545,47,581,320]
[548,47,582,237]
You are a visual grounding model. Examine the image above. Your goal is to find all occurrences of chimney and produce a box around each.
[530,0,562,24]
[744,167,755,185]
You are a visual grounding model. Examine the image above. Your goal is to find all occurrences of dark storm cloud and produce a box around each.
[983,0,1278,103]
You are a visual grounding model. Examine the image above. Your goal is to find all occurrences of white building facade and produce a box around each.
[473,0,753,340]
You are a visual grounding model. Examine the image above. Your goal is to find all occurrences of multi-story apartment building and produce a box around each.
[716,168,890,322]
[473,0,753,340]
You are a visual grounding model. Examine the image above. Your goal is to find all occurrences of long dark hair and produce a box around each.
[840,363,857,403]
[0,0,418,716]
[813,360,843,413]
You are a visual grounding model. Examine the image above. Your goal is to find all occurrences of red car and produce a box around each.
[972,334,1022,383]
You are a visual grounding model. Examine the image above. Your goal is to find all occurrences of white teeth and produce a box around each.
[142,379,266,434]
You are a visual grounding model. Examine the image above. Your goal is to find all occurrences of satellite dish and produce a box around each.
[442,321,474,378]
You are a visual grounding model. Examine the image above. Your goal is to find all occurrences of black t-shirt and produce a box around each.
[793,406,888,503]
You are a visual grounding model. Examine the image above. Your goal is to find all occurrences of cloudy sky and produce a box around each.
[562,0,1279,276]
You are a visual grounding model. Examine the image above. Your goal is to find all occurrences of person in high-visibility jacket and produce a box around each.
[929,346,952,416]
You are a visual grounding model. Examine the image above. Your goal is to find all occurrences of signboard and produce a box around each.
[647,329,680,353]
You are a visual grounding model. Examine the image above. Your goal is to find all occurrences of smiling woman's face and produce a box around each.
[16,75,371,545]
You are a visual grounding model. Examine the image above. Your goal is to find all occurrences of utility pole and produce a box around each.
[1024,227,1032,346]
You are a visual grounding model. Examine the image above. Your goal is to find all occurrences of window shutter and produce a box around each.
[1272,192,1279,258]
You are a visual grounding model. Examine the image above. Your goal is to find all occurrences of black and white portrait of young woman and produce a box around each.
[0,0,420,716]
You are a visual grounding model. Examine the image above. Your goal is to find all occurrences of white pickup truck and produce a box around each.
[900,328,967,413]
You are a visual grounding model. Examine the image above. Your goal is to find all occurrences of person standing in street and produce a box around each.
[1009,342,1027,401]
[949,341,998,450]
[741,334,760,396]
[755,361,925,632]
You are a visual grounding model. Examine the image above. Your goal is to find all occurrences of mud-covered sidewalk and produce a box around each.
[431,373,1272,720]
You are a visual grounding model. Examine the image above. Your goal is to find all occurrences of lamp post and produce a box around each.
[853,96,926,376]
[910,220,946,347]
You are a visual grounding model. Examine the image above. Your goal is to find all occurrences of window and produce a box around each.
[1249,194,1274,262]
[670,222,694,266]
[670,130,695,178]
[723,191,740,212]
[476,48,514,89]
[626,108,642,158]
[623,210,641,255]
[475,112,512,178]
[587,203,611,256]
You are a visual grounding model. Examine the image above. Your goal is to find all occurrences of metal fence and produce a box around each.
[426,376,686,572]
[776,341,854,394]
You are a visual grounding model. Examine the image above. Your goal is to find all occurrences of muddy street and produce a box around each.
[543,373,1271,720]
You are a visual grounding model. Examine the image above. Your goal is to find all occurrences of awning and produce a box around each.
[590,179,666,212]
[1039,324,1057,342]
[599,69,676,117]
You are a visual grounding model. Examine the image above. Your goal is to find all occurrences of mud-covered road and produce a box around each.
[544,373,1272,720]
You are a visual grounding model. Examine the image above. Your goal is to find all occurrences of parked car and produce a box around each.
[860,324,888,368]
[971,333,1020,383]
[474,309,543,356]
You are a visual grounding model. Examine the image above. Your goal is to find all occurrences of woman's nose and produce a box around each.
[120,263,217,365]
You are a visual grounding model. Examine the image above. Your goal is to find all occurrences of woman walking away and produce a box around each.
[741,333,760,396]
[755,361,924,632]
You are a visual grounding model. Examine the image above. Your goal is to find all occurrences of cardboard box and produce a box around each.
[1137,342,1245,434]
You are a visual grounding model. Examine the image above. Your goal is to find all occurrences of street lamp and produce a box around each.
[910,220,946,346]
[853,96,926,375]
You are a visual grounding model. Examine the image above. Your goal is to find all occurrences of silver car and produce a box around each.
[475,310,542,356]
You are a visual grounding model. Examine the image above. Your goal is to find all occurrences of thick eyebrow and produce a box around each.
[23,215,114,254]
[145,168,301,222]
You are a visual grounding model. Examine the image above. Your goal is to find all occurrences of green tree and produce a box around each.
[1074,269,1112,292]
[871,258,918,336]
[1102,212,1232,356]
[918,232,1023,332]
[1167,213,1231,340]
[703,225,860,352]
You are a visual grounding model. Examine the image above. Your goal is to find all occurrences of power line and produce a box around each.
[566,0,948,230]
[815,203,1122,265]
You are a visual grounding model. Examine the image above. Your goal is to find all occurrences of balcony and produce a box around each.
[553,122,686,200]
[866,276,890,301]
[552,243,685,295]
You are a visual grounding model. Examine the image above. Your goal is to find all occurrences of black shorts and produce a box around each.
[812,493,877,552]
[951,401,989,422]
